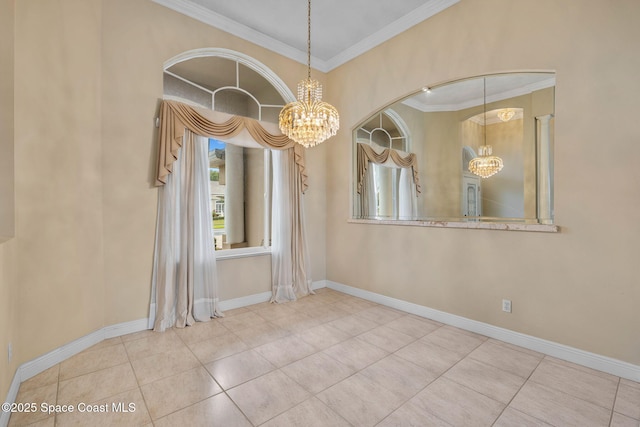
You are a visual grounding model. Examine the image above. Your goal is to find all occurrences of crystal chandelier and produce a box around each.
[469,78,504,178]
[279,0,339,148]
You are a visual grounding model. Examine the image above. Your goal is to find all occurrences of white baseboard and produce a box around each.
[326,280,640,383]
[218,291,272,311]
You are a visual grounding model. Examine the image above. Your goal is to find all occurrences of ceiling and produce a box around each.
[153,0,459,72]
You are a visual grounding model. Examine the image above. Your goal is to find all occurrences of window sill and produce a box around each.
[215,246,272,260]
[348,218,559,233]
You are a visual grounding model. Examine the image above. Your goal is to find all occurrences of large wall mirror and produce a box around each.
[353,72,555,226]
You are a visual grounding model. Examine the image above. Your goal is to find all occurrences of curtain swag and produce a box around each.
[156,99,308,192]
[356,143,421,194]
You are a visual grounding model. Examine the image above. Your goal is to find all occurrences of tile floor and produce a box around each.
[7,288,640,426]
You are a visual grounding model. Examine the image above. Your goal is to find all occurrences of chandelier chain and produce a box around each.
[307,0,311,80]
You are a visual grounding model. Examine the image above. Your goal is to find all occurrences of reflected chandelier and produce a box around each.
[469,78,504,178]
[279,0,339,148]
[497,108,515,122]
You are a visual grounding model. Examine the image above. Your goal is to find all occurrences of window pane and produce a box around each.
[209,139,268,250]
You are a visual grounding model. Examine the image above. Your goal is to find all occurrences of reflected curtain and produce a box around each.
[356,143,421,218]
[151,132,221,332]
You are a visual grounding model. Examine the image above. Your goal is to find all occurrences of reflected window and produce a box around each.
[208,139,269,250]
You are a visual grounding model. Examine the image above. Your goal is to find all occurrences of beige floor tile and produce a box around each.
[172,319,229,345]
[280,352,355,394]
[615,381,640,420]
[395,339,462,377]
[488,338,544,358]
[443,357,526,403]
[468,340,543,379]
[420,325,486,358]
[123,329,185,361]
[355,305,405,324]
[86,336,123,352]
[322,336,388,371]
[232,322,290,348]
[153,393,251,427]
[376,400,453,427]
[268,312,323,334]
[15,416,55,427]
[120,329,155,343]
[57,363,138,406]
[409,377,504,427]
[140,366,222,420]
[316,373,405,426]
[205,349,275,389]
[529,358,618,409]
[357,325,415,353]
[510,381,611,426]
[253,302,298,320]
[296,323,351,350]
[327,313,379,336]
[8,383,57,426]
[9,290,634,427]
[59,343,129,380]
[226,370,310,425]
[55,388,151,427]
[130,346,200,385]
[254,334,318,367]
[18,365,59,392]
[261,397,351,427]
[360,354,435,400]
[493,407,553,426]
[384,314,442,338]
[304,305,350,323]
[187,331,248,364]
[218,311,265,332]
[621,378,640,390]
[545,356,620,382]
[611,412,640,427]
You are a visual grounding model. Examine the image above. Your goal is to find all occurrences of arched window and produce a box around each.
[163,49,293,253]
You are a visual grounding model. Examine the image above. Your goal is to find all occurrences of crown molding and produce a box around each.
[153,0,459,73]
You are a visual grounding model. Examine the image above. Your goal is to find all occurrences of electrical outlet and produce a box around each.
[502,299,512,313]
[7,342,12,363]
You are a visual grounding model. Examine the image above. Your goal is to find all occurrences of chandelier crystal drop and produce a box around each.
[468,145,504,178]
[279,0,339,148]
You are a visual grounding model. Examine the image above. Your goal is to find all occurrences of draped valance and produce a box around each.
[356,143,421,194]
[155,100,307,192]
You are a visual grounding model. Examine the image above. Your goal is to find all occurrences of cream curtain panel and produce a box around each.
[151,132,221,332]
[271,149,313,302]
[356,143,421,218]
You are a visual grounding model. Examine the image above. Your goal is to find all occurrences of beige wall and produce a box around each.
[0,0,15,401]
[326,0,640,365]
